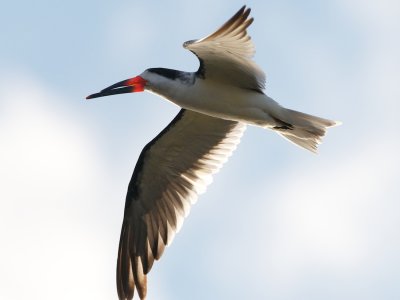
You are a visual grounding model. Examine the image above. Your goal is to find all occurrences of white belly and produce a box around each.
[156,79,284,127]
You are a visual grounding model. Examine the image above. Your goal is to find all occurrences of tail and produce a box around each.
[273,108,340,153]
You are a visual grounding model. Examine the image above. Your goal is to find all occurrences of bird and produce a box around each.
[87,6,339,300]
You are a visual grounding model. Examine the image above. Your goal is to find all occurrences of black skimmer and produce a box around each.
[87,6,339,300]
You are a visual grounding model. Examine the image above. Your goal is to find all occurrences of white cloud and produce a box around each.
[0,72,120,300]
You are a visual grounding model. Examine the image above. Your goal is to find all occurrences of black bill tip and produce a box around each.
[86,85,134,100]
[86,93,101,100]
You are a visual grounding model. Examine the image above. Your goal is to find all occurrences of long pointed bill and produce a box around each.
[86,76,147,99]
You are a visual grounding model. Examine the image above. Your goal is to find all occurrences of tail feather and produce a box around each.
[275,108,340,153]
[280,134,320,153]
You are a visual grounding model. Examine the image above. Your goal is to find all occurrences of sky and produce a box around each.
[1,0,400,299]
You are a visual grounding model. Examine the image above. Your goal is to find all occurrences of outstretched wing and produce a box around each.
[117,109,246,300]
[183,5,265,91]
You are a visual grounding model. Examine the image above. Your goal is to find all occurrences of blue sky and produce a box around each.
[1,1,400,299]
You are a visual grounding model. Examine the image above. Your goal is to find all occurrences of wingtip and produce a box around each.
[238,5,251,20]
[243,6,251,16]
[333,120,343,127]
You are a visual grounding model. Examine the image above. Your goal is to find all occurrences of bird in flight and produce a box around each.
[87,6,339,300]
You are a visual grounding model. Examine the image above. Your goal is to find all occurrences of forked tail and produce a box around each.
[274,108,340,153]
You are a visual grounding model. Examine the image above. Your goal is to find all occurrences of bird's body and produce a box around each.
[87,6,340,300]
[142,68,336,152]
[145,69,280,126]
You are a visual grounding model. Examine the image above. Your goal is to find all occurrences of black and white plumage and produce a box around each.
[87,6,339,300]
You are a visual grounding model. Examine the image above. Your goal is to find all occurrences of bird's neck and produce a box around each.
[146,71,196,101]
